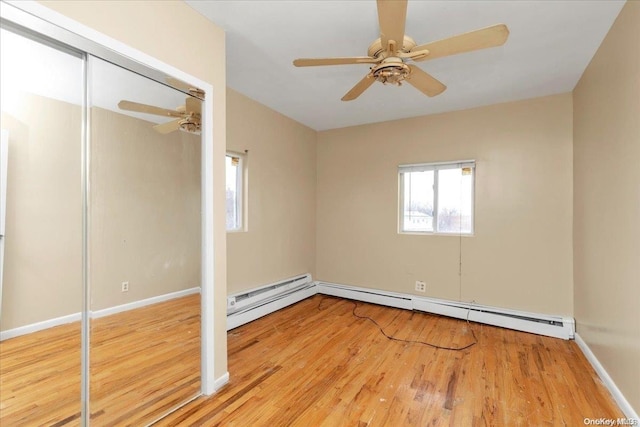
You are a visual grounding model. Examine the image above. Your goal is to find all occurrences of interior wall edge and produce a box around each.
[574,333,639,420]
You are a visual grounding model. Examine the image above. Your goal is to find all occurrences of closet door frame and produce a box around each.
[0,2,217,424]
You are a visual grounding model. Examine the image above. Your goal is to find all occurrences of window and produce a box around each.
[226,153,244,231]
[399,160,475,235]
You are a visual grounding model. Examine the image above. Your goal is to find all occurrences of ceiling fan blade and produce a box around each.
[377,0,408,54]
[185,96,202,115]
[412,24,510,62]
[341,74,375,101]
[406,65,446,97]
[118,100,182,118]
[153,119,182,134]
[293,57,380,67]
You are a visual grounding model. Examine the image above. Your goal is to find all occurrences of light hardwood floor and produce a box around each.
[0,317,82,426]
[0,294,624,426]
[0,294,200,426]
[161,295,623,426]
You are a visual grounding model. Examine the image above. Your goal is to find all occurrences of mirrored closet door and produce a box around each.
[87,56,202,425]
[0,26,84,426]
[0,5,206,425]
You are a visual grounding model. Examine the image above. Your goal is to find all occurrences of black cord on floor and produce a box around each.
[318,296,478,351]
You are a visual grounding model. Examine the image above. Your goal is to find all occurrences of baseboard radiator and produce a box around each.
[225,277,574,339]
[226,274,316,330]
[317,282,575,340]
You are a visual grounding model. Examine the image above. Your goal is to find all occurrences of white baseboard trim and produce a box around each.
[0,287,201,341]
[574,333,639,421]
[211,371,230,394]
[316,281,574,340]
[91,287,200,319]
[0,311,81,341]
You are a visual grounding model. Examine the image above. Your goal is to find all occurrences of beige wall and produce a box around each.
[90,107,201,311]
[1,94,82,330]
[226,89,316,293]
[41,0,228,377]
[573,0,640,412]
[317,94,574,316]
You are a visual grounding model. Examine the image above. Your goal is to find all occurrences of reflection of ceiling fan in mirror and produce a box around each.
[166,77,205,100]
[293,0,509,101]
[117,96,202,134]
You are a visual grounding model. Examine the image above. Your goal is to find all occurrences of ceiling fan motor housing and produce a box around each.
[367,36,416,86]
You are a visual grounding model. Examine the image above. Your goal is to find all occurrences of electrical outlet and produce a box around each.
[415,280,426,292]
[121,281,129,292]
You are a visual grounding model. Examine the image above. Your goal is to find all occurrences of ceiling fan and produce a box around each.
[293,0,509,101]
[117,96,202,134]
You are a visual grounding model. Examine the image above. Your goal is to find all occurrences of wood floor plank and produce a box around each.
[1,294,625,426]
[161,295,623,426]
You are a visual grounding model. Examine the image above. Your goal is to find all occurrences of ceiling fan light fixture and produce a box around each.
[372,60,410,86]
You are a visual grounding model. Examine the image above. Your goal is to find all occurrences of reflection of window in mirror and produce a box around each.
[225,152,246,232]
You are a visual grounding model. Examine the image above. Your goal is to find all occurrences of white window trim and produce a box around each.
[226,151,245,232]
[398,160,475,236]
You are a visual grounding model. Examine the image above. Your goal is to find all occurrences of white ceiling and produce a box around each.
[186,0,625,131]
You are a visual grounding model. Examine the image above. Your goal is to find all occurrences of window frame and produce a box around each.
[225,151,246,232]
[398,160,475,236]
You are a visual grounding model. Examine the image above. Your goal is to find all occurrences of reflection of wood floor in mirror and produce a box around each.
[0,319,82,426]
[160,295,623,427]
[0,294,200,426]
